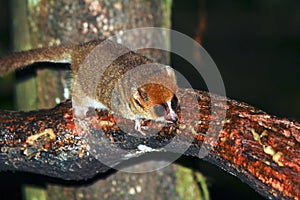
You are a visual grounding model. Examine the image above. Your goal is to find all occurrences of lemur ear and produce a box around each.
[164,65,176,79]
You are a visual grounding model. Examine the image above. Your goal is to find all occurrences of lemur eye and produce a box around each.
[154,104,166,117]
[134,98,144,108]
[137,88,149,101]
[171,95,179,110]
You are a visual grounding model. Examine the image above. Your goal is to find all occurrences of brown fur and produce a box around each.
[0,39,178,123]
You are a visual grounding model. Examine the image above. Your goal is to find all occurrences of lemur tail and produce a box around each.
[0,45,73,75]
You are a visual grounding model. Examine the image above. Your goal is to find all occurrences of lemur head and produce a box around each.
[130,83,179,122]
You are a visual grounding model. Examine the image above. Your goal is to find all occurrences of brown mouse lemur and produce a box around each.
[0,39,179,134]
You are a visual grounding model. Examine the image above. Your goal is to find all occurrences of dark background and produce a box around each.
[0,0,299,199]
[172,1,299,199]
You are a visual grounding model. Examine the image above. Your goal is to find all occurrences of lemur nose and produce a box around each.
[166,108,178,122]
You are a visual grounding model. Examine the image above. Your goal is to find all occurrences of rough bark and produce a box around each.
[0,89,299,200]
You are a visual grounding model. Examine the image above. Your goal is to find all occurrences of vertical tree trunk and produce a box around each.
[10,0,207,199]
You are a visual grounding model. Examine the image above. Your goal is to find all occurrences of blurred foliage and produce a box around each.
[176,165,210,200]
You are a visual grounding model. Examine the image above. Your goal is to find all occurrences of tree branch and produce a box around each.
[0,89,299,200]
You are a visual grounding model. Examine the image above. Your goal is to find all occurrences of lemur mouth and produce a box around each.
[165,109,178,123]
[165,113,178,123]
